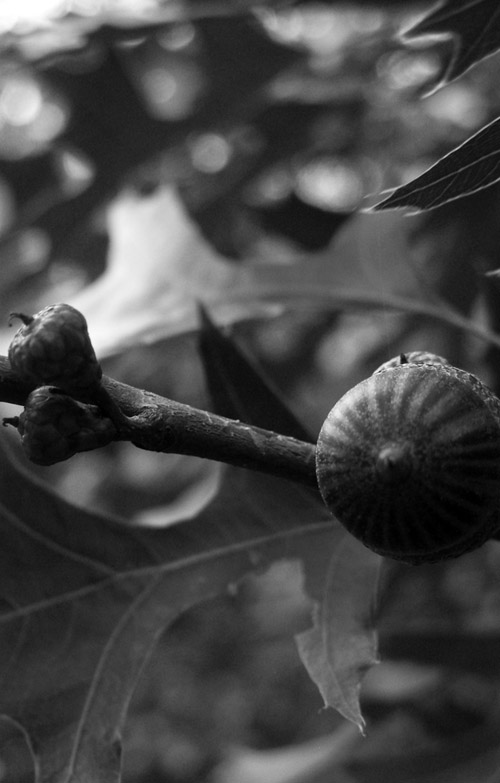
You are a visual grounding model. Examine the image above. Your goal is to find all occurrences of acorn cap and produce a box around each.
[8,303,102,396]
[17,386,116,465]
[316,363,500,564]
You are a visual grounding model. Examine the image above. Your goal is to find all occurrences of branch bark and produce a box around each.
[0,356,319,489]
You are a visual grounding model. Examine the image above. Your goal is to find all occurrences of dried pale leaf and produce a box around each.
[18,188,489,359]
[65,188,454,359]
[65,186,281,358]
[296,533,381,732]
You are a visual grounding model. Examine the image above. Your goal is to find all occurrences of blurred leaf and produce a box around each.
[371,116,500,212]
[198,305,313,440]
[213,725,358,783]
[0,294,336,781]
[0,425,334,782]
[197,301,384,735]
[404,0,500,90]
[382,630,500,675]
[63,186,500,361]
[348,709,500,783]
[296,535,381,732]
[5,188,500,367]
[252,194,351,252]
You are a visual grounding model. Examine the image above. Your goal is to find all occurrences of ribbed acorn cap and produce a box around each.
[316,363,500,564]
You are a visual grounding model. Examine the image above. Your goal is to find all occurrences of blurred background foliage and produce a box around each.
[3,2,500,782]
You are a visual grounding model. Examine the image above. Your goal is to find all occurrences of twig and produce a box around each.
[107,376,318,488]
[0,357,319,488]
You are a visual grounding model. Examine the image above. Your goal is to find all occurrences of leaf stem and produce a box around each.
[245,287,500,352]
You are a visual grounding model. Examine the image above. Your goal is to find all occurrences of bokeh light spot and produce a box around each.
[295,158,365,211]
[189,134,232,174]
[0,75,42,126]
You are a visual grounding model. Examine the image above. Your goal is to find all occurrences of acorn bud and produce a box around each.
[8,303,102,398]
[9,386,116,465]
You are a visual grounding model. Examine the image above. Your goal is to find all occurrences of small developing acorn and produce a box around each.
[315,354,500,564]
[8,303,102,398]
[4,386,117,465]
[374,351,450,373]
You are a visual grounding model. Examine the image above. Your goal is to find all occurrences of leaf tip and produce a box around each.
[359,191,392,214]
[418,75,450,99]
[362,191,420,215]
[399,2,452,45]
[196,301,212,328]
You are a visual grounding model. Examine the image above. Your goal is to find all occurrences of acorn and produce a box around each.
[374,351,450,373]
[8,303,102,398]
[4,386,117,465]
[315,356,500,564]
